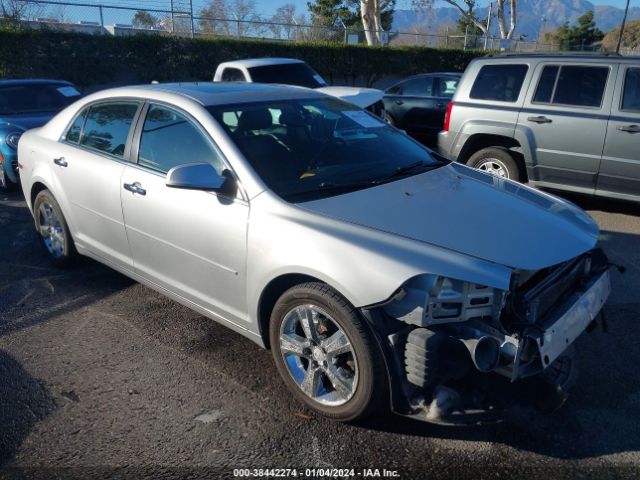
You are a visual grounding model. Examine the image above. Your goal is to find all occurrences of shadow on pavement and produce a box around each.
[0,350,56,468]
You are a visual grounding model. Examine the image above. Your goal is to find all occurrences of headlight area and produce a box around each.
[6,132,22,150]
[377,248,611,425]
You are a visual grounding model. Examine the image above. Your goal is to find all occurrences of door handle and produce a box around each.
[527,116,553,124]
[617,124,640,133]
[53,157,68,167]
[394,100,404,105]
[123,182,146,196]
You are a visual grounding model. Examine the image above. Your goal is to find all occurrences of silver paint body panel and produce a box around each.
[18,83,599,347]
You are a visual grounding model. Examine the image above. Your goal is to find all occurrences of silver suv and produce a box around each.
[438,54,640,203]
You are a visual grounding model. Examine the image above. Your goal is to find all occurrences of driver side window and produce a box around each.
[138,105,224,175]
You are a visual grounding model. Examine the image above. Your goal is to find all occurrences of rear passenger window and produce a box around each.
[401,77,434,97]
[221,68,246,82]
[470,64,528,102]
[64,109,88,144]
[534,65,608,108]
[436,78,459,98]
[138,105,224,174]
[622,68,640,112]
[80,102,139,157]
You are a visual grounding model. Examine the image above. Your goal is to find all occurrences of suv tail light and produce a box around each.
[443,101,454,132]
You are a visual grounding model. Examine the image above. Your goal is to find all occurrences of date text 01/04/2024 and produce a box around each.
[232,468,401,478]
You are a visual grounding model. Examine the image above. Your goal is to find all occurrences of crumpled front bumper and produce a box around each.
[511,268,610,380]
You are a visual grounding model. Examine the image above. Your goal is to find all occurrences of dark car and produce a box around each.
[0,79,82,190]
[383,73,461,147]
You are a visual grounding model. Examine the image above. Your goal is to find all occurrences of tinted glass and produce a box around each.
[248,63,326,88]
[221,68,246,82]
[402,77,434,97]
[208,98,446,202]
[80,102,139,158]
[533,65,559,103]
[138,105,223,174]
[0,83,81,115]
[553,66,608,108]
[385,84,401,95]
[65,109,88,144]
[470,64,528,102]
[622,68,640,112]
[436,77,459,98]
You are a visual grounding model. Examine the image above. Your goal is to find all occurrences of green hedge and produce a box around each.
[0,28,483,88]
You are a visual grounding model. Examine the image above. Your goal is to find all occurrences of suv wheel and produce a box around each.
[467,147,521,181]
[269,282,387,422]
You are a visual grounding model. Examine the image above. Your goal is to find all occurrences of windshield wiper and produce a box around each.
[285,181,375,201]
[375,160,429,183]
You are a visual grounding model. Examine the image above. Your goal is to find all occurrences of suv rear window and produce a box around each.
[469,64,528,102]
[533,65,609,108]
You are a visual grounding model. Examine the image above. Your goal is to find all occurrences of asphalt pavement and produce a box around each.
[1,189,639,480]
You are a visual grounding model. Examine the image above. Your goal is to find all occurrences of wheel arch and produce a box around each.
[457,134,528,182]
[30,181,50,210]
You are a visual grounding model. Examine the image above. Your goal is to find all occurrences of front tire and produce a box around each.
[33,189,76,267]
[466,147,521,181]
[269,282,387,422]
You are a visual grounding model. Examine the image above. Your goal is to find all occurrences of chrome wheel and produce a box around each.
[279,304,358,406]
[477,158,509,178]
[38,201,65,258]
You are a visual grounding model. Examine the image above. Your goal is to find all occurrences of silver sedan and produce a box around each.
[18,83,610,423]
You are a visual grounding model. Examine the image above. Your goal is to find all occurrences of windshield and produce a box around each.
[207,98,447,202]
[247,63,327,89]
[0,83,81,115]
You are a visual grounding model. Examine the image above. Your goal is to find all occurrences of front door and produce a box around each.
[120,103,249,325]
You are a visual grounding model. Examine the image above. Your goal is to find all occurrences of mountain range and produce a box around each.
[391,0,640,39]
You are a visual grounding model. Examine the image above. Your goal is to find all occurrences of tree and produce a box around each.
[199,0,260,37]
[355,0,395,45]
[269,4,304,40]
[0,0,44,20]
[549,11,604,50]
[132,11,158,29]
[412,0,517,39]
[307,0,351,27]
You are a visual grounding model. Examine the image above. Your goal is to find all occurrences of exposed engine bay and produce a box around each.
[378,248,612,425]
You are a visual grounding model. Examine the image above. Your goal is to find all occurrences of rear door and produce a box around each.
[518,63,614,193]
[597,64,640,201]
[384,76,439,143]
[50,100,141,268]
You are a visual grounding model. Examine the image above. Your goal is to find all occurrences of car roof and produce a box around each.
[92,82,327,106]
[218,58,305,69]
[0,79,76,87]
[478,53,640,64]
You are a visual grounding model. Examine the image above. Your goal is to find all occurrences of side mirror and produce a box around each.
[166,163,237,197]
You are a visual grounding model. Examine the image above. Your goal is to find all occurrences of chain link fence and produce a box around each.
[2,0,616,53]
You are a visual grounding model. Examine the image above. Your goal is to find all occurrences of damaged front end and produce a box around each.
[375,248,612,425]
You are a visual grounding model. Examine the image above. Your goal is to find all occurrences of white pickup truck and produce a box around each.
[213,58,384,115]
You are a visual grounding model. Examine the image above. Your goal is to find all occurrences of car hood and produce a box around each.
[0,113,55,131]
[315,86,384,108]
[297,163,599,271]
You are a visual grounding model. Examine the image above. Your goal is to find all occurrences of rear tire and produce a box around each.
[33,189,76,268]
[269,282,387,422]
[467,147,521,181]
